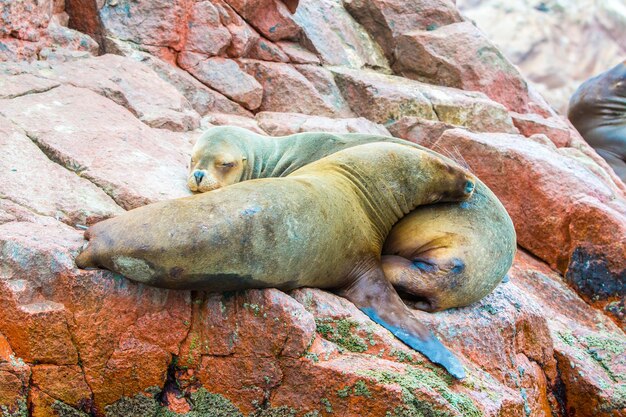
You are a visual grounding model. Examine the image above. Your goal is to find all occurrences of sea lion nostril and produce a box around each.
[194,171,205,185]
[464,180,475,194]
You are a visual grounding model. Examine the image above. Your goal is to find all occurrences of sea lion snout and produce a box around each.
[187,169,219,192]
[194,171,205,185]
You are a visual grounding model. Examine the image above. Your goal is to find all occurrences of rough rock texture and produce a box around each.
[458,0,626,113]
[1,1,625,416]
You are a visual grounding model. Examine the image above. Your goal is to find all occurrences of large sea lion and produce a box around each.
[569,61,626,182]
[188,126,516,312]
[76,142,476,378]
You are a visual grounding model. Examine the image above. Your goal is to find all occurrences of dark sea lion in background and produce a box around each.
[76,143,476,378]
[569,61,626,182]
[188,126,516,312]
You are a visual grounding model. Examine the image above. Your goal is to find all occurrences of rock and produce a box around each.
[0,115,122,227]
[276,41,320,64]
[178,52,263,111]
[107,43,252,117]
[0,332,30,416]
[292,0,389,69]
[40,54,200,131]
[343,0,462,62]
[255,112,390,136]
[0,73,60,99]
[215,0,259,58]
[387,117,458,148]
[202,113,266,134]
[393,22,531,113]
[246,37,290,63]
[0,0,52,42]
[183,1,232,56]
[458,0,626,113]
[433,129,626,326]
[43,21,99,55]
[332,67,517,132]
[0,84,193,209]
[511,112,573,148]
[98,0,189,52]
[223,0,301,42]
[240,59,350,116]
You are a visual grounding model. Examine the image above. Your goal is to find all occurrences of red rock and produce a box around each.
[44,21,99,55]
[240,59,348,116]
[256,112,390,136]
[30,365,92,411]
[98,0,189,52]
[183,1,231,56]
[178,53,263,111]
[0,0,51,42]
[224,0,301,42]
[393,22,531,113]
[332,67,517,132]
[292,0,389,69]
[343,0,462,62]
[433,129,626,325]
[0,85,193,209]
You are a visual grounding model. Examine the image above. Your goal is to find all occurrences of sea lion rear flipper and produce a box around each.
[338,265,466,379]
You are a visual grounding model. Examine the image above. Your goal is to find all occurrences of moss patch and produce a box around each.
[51,401,89,417]
[315,318,368,353]
[0,399,27,417]
[362,366,481,417]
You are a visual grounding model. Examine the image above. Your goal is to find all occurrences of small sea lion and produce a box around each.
[76,142,476,378]
[569,61,626,182]
[188,126,516,311]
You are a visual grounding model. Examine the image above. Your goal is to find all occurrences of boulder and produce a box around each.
[393,22,531,113]
[255,112,391,136]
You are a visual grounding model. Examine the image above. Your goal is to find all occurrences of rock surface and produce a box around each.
[0,1,625,416]
[457,0,626,114]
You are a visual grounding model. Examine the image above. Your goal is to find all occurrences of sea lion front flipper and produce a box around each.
[338,265,466,379]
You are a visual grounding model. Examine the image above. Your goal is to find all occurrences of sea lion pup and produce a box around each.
[76,143,476,379]
[569,61,626,182]
[188,126,516,311]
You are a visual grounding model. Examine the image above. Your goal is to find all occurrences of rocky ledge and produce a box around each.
[0,0,624,416]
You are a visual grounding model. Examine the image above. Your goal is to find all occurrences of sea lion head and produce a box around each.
[188,127,250,192]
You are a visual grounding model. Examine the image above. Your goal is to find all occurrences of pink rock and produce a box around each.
[0,0,51,41]
[0,85,193,209]
[246,37,289,62]
[178,53,263,111]
[114,46,252,117]
[255,112,390,136]
[294,64,354,117]
[343,0,462,62]
[240,59,348,116]
[43,22,99,55]
[223,0,301,42]
[511,112,573,147]
[292,0,388,69]
[184,1,232,56]
[42,54,200,131]
[214,0,259,58]
[0,73,59,99]
[387,117,458,148]
[276,41,320,64]
[393,22,531,113]
[202,113,265,134]
[0,115,122,226]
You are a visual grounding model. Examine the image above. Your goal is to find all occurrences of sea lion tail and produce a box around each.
[338,264,466,379]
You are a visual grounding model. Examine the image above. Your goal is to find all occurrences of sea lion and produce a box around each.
[569,61,626,182]
[76,142,476,378]
[188,126,516,312]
